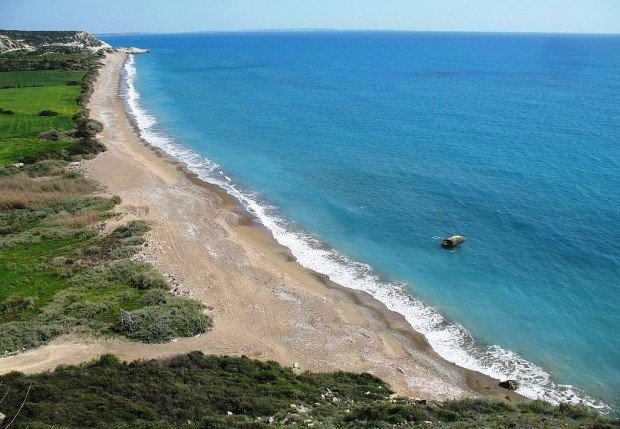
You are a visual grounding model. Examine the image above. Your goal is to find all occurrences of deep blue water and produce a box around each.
[101,32,620,410]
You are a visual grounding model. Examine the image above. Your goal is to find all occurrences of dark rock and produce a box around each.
[441,235,466,249]
[499,379,520,391]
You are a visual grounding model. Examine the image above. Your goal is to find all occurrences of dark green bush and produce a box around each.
[38,129,71,141]
[0,352,615,429]
[73,117,103,138]
[123,298,212,343]
[0,107,15,115]
[345,402,431,424]
[107,260,170,290]
[143,289,168,305]
[39,109,59,116]
[112,220,150,239]
[22,159,68,176]
[0,318,75,353]
[66,138,106,156]
[110,245,140,259]
[19,138,105,164]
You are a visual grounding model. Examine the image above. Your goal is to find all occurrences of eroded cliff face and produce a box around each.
[0,30,111,53]
[0,34,34,53]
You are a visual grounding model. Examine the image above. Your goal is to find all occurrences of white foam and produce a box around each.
[121,55,610,413]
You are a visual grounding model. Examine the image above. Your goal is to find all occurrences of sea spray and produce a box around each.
[122,53,610,412]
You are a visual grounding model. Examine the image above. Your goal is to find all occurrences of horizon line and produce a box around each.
[2,28,618,36]
[94,28,620,36]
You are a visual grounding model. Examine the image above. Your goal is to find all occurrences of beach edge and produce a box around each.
[0,51,523,404]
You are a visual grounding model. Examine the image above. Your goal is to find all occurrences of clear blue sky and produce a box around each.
[1,0,619,34]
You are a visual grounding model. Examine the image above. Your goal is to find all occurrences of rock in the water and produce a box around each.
[121,47,150,54]
[441,235,466,249]
[498,379,520,391]
[0,412,5,425]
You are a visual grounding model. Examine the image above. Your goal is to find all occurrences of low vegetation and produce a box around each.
[0,69,86,88]
[0,43,211,356]
[0,352,615,428]
[0,175,211,354]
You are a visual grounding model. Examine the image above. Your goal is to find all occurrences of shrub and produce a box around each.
[73,118,103,138]
[66,138,106,156]
[1,295,39,313]
[39,109,59,116]
[63,170,82,179]
[109,245,140,259]
[123,298,212,343]
[121,235,145,246]
[83,244,102,256]
[107,260,169,290]
[0,107,15,115]
[64,301,107,319]
[22,159,69,177]
[0,352,615,429]
[112,220,150,239]
[0,318,74,354]
[39,129,70,141]
[144,289,168,306]
[19,139,106,165]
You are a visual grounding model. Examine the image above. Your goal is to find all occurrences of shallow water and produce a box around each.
[102,32,620,410]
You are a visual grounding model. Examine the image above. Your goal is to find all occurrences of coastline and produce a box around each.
[0,51,522,402]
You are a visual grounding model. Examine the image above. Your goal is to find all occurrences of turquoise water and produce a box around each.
[102,32,620,410]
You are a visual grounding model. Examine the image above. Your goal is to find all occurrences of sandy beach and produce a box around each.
[0,51,520,402]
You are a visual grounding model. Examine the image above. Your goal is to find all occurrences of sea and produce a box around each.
[100,32,620,412]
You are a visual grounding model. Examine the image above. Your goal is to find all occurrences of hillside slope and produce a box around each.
[0,30,111,53]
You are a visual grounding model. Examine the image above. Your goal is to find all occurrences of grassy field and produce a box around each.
[0,69,85,88]
[0,68,85,161]
[0,237,88,321]
[0,137,75,163]
[0,115,76,139]
[0,85,83,115]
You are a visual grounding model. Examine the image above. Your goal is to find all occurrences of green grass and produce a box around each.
[0,70,86,88]
[0,352,615,429]
[0,65,93,161]
[0,85,82,115]
[0,237,87,319]
[0,137,75,164]
[0,114,75,139]
[0,84,80,143]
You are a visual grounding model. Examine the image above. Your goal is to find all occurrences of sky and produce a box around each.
[1,0,619,35]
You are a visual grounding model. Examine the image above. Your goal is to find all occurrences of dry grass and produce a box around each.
[62,209,102,228]
[0,173,96,210]
[49,166,68,176]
